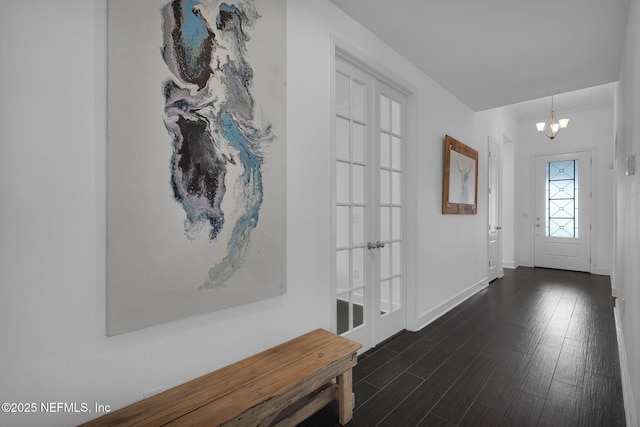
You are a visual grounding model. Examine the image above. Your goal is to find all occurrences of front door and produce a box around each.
[334,56,407,351]
[534,152,591,272]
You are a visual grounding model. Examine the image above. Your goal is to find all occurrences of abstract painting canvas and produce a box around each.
[106,0,286,335]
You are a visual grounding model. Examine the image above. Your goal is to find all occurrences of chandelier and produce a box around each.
[536,95,569,140]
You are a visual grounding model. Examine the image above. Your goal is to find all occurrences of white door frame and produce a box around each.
[330,37,419,351]
[487,137,503,282]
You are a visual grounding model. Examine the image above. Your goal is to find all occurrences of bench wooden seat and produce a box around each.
[80,329,361,426]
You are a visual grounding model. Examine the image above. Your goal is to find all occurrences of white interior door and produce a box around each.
[488,138,502,282]
[534,152,591,272]
[334,58,372,350]
[373,82,406,345]
[333,57,406,350]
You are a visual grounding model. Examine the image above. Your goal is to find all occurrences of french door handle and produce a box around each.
[367,241,386,250]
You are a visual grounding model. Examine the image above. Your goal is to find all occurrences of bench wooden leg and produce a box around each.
[337,368,354,425]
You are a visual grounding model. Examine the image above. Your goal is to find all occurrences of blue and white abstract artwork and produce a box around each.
[106,0,286,336]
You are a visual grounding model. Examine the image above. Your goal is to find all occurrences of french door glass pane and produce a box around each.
[336,206,350,248]
[380,207,390,242]
[353,165,365,205]
[391,277,401,313]
[380,280,390,314]
[336,118,350,160]
[392,136,402,170]
[380,95,390,131]
[380,170,390,204]
[336,250,350,293]
[380,245,390,280]
[353,248,365,287]
[392,242,401,276]
[336,161,350,204]
[392,172,402,204]
[353,288,365,328]
[352,206,365,246]
[380,132,390,168]
[336,298,349,334]
[392,207,402,240]
[353,123,365,163]
[351,80,365,122]
[336,72,350,117]
[391,101,401,135]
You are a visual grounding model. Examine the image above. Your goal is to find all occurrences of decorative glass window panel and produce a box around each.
[546,160,579,238]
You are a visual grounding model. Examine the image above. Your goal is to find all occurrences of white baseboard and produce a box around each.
[502,261,516,269]
[614,305,638,427]
[592,266,612,276]
[417,279,488,331]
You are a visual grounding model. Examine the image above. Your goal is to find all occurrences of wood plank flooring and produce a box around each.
[300,267,626,427]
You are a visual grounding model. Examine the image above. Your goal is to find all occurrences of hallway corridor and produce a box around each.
[303,267,625,426]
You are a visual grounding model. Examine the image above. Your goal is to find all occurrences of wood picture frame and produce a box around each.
[442,135,478,214]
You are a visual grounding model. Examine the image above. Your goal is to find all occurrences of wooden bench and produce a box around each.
[80,329,361,426]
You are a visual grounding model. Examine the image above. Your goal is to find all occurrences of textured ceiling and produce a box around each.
[329,0,629,112]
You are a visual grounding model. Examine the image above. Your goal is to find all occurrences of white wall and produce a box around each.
[615,0,640,422]
[513,105,615,275]
[0,3,328,426]
[0,1,516,426]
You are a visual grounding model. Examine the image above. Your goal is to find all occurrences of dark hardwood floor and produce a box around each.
[301,267,626,426]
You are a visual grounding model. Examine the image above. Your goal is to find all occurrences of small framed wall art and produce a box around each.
[442,135,478,214]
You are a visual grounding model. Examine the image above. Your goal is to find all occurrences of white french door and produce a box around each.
[534,152,591,272]
[374,82,406,344]
[333,57,406,351]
